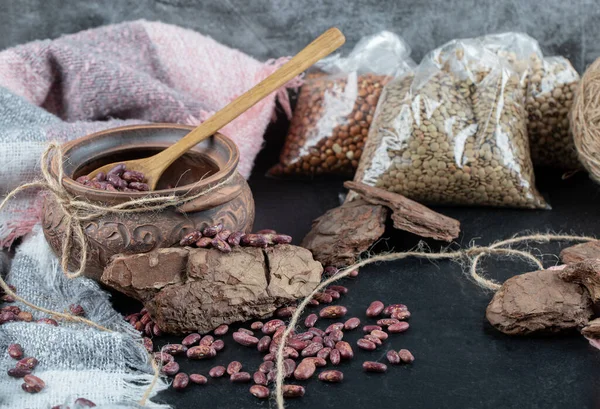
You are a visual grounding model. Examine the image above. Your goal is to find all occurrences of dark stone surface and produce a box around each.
[1,0,599,72]
[109,116,600,409]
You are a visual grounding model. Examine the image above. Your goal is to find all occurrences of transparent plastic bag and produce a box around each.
[354,38,549,209]
[268,31,415,177]
[480,33,580,169]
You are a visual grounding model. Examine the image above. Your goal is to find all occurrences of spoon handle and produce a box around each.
[151,27,345,171]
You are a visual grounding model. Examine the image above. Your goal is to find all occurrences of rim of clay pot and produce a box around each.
[53,124,239,203]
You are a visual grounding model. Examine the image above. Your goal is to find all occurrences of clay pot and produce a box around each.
[42,124,254,281]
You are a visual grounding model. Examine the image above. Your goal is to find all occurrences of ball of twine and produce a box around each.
[571,57,600,183]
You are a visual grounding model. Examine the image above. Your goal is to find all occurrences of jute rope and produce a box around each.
[273,234,596,409]
[571,56,600,183]
[0,142,236,405]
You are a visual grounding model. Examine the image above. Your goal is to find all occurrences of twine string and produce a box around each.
[274,234,596,409]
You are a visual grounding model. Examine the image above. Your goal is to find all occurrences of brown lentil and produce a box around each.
[354,54,547,209]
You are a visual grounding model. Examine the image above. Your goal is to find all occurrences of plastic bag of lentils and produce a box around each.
[479,32,581,169]
[353,38,549,209]
[268,31,415,177]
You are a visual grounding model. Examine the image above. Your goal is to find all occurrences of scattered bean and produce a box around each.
[74,398,96,407]
[399,349,415,363]
[357,338,377,351]
[259,361,274,374]
[284,359,297,378]
[344,317,361,330]
[330,347,342,366]
[319,306,347,319]
[16,357,38,370]
[282,384,305,398]
[250,384,270,399]
[253,371,268,386]
[8,367,31,378]
[233,332,259,347]
[8,343,23,359]
[182,333,202,347]
[386,350,401,365]
[317,347,332,360]
[262,319,285,334]
[335,341,354,359]
[180,231,203,247]
[153,352,174,365]
[230,372,252,383]
[301,342,324,357]
[251,321,264,330]
[190,374,208,385]
[173,373,189,390]
[209,366,226,378]
[212,339,225,351]
[318,370,344,383]
[227,361,243,375]
[37,318,58,326]
[383,304,408,316]
[186,345,216,359]
[388,322,410,333]
[366,301,385,317]
[161,361,180,376]
[257,335,272,352]
[214,324,229,336]
[69,304,85,316]
[364,334,382,346]
[203,223,223,237]
[276,306,297,318]
[362,361,387,373]
[237,328,254,336]
[391,310,411,320]
[294,359,316,380]
[162,344,187,356]
[22,374,45,393]
[377,318,400,327]
[370,330,388,341]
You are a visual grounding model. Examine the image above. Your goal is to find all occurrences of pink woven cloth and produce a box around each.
[0,20,300,248]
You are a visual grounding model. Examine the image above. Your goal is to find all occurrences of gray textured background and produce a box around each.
[1,0,598,72]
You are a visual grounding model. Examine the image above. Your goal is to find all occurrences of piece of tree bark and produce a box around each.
[301,199,387,268]
[581,318,600,339]
[102,245,322,334]
[560,240,600,264]
[559,259,600,304]
[486,269,593,335]
[344,181,460,242]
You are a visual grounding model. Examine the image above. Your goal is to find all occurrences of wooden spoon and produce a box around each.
[86,27,346,190]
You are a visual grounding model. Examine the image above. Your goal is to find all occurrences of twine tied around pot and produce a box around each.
[0,141,237,279]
